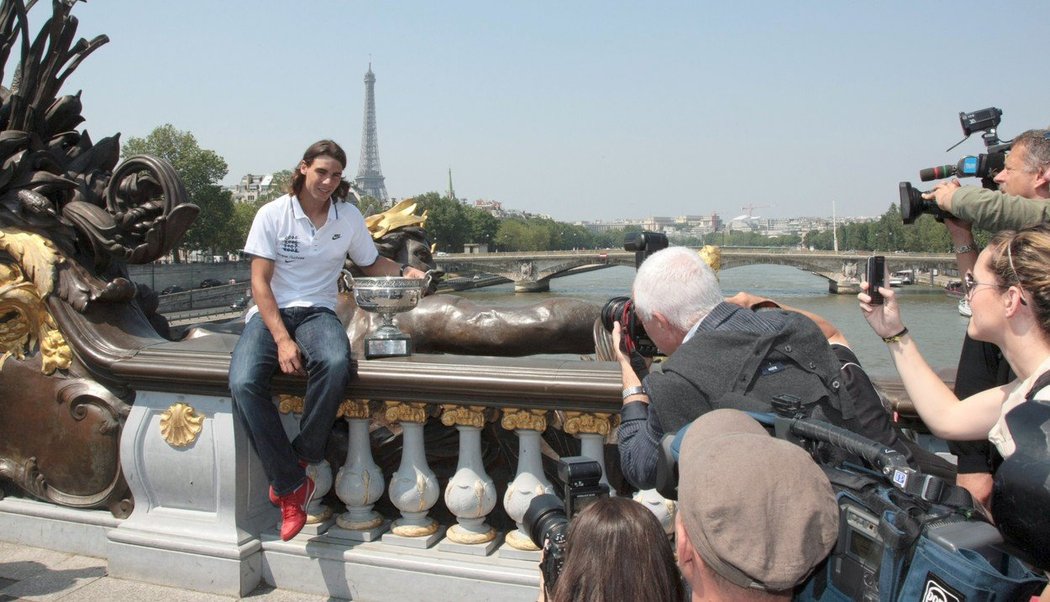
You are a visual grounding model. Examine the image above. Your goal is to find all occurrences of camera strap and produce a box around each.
[1024,370,1050,402]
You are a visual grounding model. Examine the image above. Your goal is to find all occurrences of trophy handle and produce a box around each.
[341,268,356,291]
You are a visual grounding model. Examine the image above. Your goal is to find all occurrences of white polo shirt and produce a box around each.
[242,194,378,322]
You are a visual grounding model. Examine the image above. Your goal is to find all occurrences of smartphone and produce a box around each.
[866,256,886,304]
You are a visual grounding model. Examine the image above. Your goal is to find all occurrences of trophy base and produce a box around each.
[365,336,412,359]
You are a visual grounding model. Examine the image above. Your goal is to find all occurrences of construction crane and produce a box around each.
[741,204,770,219]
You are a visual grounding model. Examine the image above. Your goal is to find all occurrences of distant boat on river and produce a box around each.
[958,298,972,317]
[945,280,965,299]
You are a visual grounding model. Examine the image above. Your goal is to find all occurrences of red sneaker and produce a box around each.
[269,461,310,506]
[278,476,316,541]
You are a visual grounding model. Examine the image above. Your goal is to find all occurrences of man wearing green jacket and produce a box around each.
[925,128,1050,507]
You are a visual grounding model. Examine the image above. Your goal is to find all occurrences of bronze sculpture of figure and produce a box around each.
[0,1,198,516]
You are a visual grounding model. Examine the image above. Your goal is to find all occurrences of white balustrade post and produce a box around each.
[382,401,443,548]
[274,394,335,535]
[332,400,387,541]
[633,489,677,535]
[439,405,498,554]
[500,409,553,555]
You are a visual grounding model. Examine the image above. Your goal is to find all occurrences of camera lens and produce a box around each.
[523,493,569,550]
[600,296,631,332]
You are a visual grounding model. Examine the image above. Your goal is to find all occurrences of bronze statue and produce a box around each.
[341,201,599,356]
[0,1,197,516]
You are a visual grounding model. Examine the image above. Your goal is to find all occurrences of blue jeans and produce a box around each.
[230,307,352,496]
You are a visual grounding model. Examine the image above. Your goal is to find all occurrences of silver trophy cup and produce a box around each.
[348,273,430,359]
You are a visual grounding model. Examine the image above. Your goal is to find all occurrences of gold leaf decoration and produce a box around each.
[278,394,304,415]
[699,245,722,273]
[159,402,204,447]
[500,408,548,432]
[0,228,61,297]
[440,405,487,428]
[365,198,428,239]
[0,259,70,375]
[562,411,617,437]
[383,400,428,424]
[338,398,372,420]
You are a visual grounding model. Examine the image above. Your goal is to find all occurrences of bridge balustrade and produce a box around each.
[106,344,638,599]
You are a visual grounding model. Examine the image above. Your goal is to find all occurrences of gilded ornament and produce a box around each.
[0,241,71,375]
[562,411,617,437]
[500,408,548,432]
[446,524,496,545]
[440,405,487,428]
[159,402,204,448]
[278,395,304,415]
[338,399,372,420]
[365,198,428,239]
[391,517,439,537]
[699,245,722,272]
[383,400,428,424]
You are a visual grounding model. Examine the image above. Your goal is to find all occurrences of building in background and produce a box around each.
[231,173,274,203]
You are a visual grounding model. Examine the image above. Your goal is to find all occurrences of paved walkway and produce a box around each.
[0,541,342,601]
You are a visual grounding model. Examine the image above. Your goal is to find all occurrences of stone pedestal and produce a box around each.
[107,392,276,597]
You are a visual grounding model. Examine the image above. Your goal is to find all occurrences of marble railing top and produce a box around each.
[110,339,622,413]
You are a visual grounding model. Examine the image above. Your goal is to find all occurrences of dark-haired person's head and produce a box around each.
[289,139,351,201]
[675,410,838,601]
[549,496,684,602]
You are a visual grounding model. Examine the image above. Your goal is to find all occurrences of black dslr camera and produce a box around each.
[523,456,609,597]
[901,107,1013,224]
[599,231,668,357]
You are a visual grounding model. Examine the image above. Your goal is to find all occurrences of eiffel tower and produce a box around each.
[354,63,389,202]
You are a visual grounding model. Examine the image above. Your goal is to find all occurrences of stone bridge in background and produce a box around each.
[436,249,961,293]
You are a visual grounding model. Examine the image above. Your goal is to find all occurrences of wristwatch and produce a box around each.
[622,385,647,400]
[952,244,975,254]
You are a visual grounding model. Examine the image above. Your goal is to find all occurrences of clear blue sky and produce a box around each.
[59,1,1048,222]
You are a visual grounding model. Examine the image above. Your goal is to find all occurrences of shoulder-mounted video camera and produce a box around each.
[900,107,1014,224]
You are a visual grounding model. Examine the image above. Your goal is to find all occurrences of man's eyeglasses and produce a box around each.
[964,272,1002,299]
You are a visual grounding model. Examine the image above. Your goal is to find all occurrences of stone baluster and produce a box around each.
[561,411,618,492]
[276,395,334,534]
[500,408,553,555]
[633,489,677,535]
[382,401,443,548]
[331,399,387,541]
[438,405,499,554]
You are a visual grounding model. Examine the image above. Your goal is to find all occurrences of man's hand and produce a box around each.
[403,265,426,279]
[612,321,629,365]
[277,338,306,376]
[924,178,961,213]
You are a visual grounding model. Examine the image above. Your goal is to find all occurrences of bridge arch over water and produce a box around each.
[435,249,960,293]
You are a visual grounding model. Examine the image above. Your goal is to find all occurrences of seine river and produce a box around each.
[456,264,967,381]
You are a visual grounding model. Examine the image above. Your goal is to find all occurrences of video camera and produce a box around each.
[653,401,1046,601]
[599,231,668,357]
[522,456,609,598]
[900,107,1014,224]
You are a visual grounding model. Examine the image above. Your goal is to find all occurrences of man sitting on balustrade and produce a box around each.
[612,246,933,489]
[229,140,424,541]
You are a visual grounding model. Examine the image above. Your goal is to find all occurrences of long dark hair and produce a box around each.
[550,497,685,602]
[288,139,350,200]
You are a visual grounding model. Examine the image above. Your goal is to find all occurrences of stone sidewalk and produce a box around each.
[0,541,342,601]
